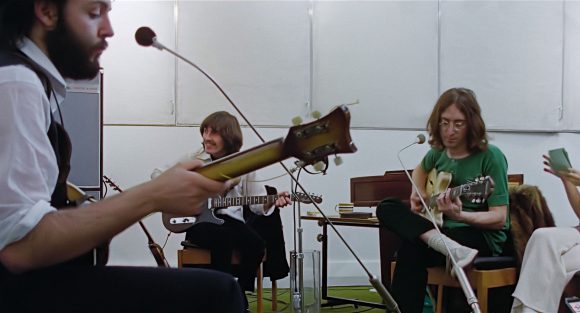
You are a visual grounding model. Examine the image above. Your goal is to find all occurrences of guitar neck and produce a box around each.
[196,138,286,181]
[429,184,465,203]
[211,194,301,208]
[448,185,464,199]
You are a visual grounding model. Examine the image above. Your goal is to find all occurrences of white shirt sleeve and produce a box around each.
[0,66,57,251]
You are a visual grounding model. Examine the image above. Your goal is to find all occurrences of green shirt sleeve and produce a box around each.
[482,145,509,207]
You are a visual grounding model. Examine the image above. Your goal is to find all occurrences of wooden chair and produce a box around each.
[177,245,277,313]
[372,171,524,313]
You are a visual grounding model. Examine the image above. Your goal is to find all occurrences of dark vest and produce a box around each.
[0,50,94,269]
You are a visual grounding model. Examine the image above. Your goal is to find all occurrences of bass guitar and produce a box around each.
[163,105,356,233]
[103,175,170,268]
[420,169,492,226]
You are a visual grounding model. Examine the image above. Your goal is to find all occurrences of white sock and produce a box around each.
[427,234,478,268]
[427,233,458,256]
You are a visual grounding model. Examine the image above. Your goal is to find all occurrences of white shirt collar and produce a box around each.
[18,37,67,106]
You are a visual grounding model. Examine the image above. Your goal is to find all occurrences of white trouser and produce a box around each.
[511,227,580,313]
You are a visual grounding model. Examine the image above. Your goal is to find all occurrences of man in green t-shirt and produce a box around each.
[376,87,509,313]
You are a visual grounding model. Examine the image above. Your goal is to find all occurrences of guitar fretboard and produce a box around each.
[430,180,487,203]
[211,194,300,208]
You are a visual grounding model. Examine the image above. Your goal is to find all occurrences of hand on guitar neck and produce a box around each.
[415,169,493,226]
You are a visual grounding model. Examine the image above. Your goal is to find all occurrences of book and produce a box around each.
[549,148,572,171]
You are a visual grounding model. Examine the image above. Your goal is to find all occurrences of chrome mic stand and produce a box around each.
[397,136,482,313]
[290,168,305,312]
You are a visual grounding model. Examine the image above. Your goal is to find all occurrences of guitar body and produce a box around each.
[420,169,451,226]
[420,169,493,227]
[162,201,225,233]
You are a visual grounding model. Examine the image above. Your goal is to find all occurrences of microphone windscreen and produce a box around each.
[417,134,426,144]
[135,26,156,47]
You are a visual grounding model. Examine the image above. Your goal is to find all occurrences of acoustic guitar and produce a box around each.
[102,176,170,268]
[66,182,110,266]
[419,169,492,226]
[163,105,356,233]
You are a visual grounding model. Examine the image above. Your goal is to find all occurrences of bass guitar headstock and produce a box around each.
[283,105,357,166]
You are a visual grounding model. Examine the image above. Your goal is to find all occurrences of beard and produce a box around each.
[45,19,103,80]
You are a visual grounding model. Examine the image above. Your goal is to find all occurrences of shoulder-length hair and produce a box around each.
[200,111,243,156]
[426,87,488,152]
[0,0,66,51]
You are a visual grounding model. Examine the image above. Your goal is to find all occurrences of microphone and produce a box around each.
[416,133,426,144]
[396,135,482,313]
[135,26,166,50]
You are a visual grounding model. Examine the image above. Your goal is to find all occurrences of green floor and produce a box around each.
[247,286,434,313]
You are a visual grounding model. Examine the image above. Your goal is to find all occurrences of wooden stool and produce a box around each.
[178,247,278,313]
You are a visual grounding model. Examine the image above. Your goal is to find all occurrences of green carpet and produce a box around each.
[247,286,434,313]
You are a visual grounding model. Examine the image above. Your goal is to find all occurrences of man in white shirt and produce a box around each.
[0,1,244,312]
[153,111,291,311]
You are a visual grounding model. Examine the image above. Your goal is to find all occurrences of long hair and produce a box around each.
[0,0,66,51]
[509,184,555,266]
[426,87,488,152]
[200,111,243,156]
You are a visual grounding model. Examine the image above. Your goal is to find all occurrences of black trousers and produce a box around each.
[185,214,266,292]
[0,264,244,313]
[245,207,290,281]
[376,198,494,313]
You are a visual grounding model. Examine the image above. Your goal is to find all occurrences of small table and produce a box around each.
[301,215,400,309]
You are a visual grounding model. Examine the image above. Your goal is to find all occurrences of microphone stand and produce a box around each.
[290,168,305,312]
[140,31,400,313]
[397,140,482,313]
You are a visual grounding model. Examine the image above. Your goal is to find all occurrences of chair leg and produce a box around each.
[477,286,488,313]
[257,262,263,313]
[271,280,278,311]
[436,285,444,313]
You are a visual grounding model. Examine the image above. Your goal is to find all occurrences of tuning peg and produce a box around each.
[334,155,343,166]
[313,161,325,172]
[291,116,303,126]
[311,110,321,119]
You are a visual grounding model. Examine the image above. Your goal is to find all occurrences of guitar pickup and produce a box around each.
[170,216,197,225]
